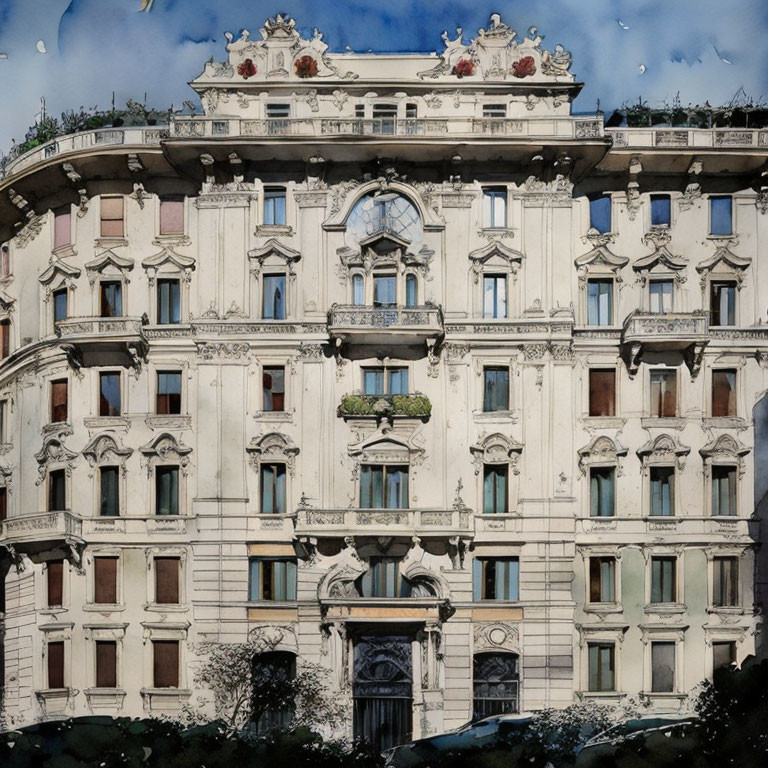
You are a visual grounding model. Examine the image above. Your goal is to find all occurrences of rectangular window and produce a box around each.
[651,195,671,227]
[590,467,615,517]
[99,281,122,317]
[53,288,68,323]
[589,369,615,417]
[713,641,736,671]
[473,558,519,600]
[156,466,179,516]
[248,558,297,601]
[93,556,118,604]
[153,640,179,688]
[48,469,66,511]
[483,465,508,515]
[589,196,612,234]
[355,104,365,118]
[712,466,737,517]
[0,486,6,522]
[651,556,677,603]
[263,367,285,411]
[155,557,180,604]
[713,556,739,606]
[156,371,181,415]
[372,103,397,134]
[262,274,286,319]
[0,319,9,359]
[99,466,120,517]
[100,197,124,238]
[159,199,184,235]
[710,196,733,236]
[48,641,65,689]
[157,279,181,324]
[482,188,507,228]
[260,463,286,515]
[651,642,676,692]
[373,274,397,307]
[710,282,736,326]
[483,367,509,412]
[649,279,674,313]
[587,279,613,325]
[362,367,408,395]
[99,372,121,417]
[483,275,507,319]
[589,557,616,603]
[266,103,290,118]
[47,559,63,607]
[54,206,72,249]
[51,379,68,423]
[405,103,417,119]
[650,467,675,517]
[587,643,615,692]
[360,464,409,509]
[264,188,286,226]
[95,641,117,688]
[712,369,737,417]
[352,274,364,305]
[483,103,507,118]
[650,370,677,418]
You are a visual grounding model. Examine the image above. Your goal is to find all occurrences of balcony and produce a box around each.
[621,311,709,378]
[328,304,443,347]
[338,393,432,421]
[0,511,84,562]
[294,506,472,538]
[55,316,148,369]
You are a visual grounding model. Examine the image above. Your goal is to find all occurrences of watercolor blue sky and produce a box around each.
[0,0,767,152]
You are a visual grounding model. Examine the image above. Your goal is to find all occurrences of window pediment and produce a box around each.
[577,435,627,476]
[696,243,751,281]
[139,433,192,476]
[469,241,524,282]
[248,238,301,276]
[575,244,629,274]
[699,434,750,474]
[636,434,690,472]
[348,425,424,466]
[39,259,81,287]
[85,249,134,285]
[34,436,78,484]
[141,247,195,283]
[470,432,523,474]
[634,231,687,277]
[246,432,299,474]
[82,433,133,468]
[0,290,15,314]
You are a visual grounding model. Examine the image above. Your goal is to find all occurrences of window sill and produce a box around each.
[640,417,685,430]
[582,416,626,429]
[253,410,294,422]
[639,691,687,702]
[706,606,747,615]
[39,606,69,616]
[473,410,517,422]
[83,416,130,431]
[144,603,189,613]
[254,224,294,237]
[84,688,127,711]
[140,688,192,712]
[145,414,191,430]
[478,227,516,238]
[577,691,627,700]
[584,603,623,615]
[644,603,687,615]
[153,234,191,247]
[42,421,72,437]
[83,603,126,613]
[52,244,77,259]
[702,417,745,429]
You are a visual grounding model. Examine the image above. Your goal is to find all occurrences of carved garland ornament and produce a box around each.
[82,434,134,476]
[34,436,79,485]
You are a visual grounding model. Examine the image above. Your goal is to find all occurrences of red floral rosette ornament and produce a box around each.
[294,55,319,78]
[237,58,257,79]
[511,56,536,78]
[451,57,475,78]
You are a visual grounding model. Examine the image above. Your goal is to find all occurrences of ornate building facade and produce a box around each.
[0,12,765,751]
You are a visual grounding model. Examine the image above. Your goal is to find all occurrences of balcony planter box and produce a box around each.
[338,394,432,420]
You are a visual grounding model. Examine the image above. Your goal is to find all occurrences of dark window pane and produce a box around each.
[47,560,63,607]
[710,282,736,326]
[589,370,615,416]
[99,373,121,416]
[153,641,179,688]
[473,652,519,719]
[650,467,675,516]
[589,196,611,233]
[712,370,736,417]
[96,641,117,688]
[588,643,614,691]
[100,197,124,238]
[260,464,286,515]
[590,468,615,517]
[373,275,397,307]
[264,189,286,226]
[483,367,509,412]
[159,200,184,235]
[155,557,180,604]
[589,557,615,602]
[156,466,179,516]
[651,642,675,692]
[99,282,122,317]
[51,380,68,423]
[650,370,677,417]
[483,465,508,514]
[48,641,65,688]
[713,557,739,606]
[99,466,120,517]
[49,469,66,511]
[263,367,285,411]
[651,557,676,603]
[54,207,71,249]
[157,372,182,415]
[587,280,613,325]
[94,557,118,604]
[405,275,418,307]
[157,279,181,324]
[263,275,286,319]
[651,195,671,226]
[710,196,733,235]
[713,641,736,670]
[53,289,68,323]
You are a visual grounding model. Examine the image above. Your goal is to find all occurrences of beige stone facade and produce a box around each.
[0,12,764,746]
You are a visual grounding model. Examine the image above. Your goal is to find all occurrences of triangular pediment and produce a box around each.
[574,244,629,271]
[39,259,81,286]
[696,244,751,274]
[141,247,196,273]
[248,238,301,273]
[0,290,16,312]
[85,249,134,282]
[634,245,687,273]
[359,230,412,254]
[469,240,524,265]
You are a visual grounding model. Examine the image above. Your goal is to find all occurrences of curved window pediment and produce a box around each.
[345,193,423,248]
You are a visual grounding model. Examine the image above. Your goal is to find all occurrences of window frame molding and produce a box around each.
[83,623,129,694]
[144,546,188,611]
[636,434,690,518]
[576,623,629,696]
[700,434,749,517]
[470,432,523,515]
[579,546,623,613]
[246,432,299,516]
[639,625,687,698]
[643,547,686,613]
[82,433,133,518]
[469,241,524,319]
[85,548,124,611]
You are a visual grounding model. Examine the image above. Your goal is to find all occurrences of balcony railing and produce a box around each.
[0,511,83,551]
[54,316,148,368]
[294,506,472,537]
[328,304,443,346]
[338,393,432,420]
[621,311,709,347]
[608,127,768,149]
[56,316,147,339]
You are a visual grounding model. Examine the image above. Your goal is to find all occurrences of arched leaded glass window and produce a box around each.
[473,652,520,719]
[345,193,423,247]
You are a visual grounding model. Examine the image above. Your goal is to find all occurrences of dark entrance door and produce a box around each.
[353,634,413,752]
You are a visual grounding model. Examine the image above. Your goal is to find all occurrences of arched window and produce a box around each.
[356,557,434,598]
[345,192,423,247]
[251,651,297,732]
[405,274,418,307]
[473,652,519,719]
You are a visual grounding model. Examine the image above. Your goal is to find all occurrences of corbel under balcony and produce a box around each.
[621,310,709,379]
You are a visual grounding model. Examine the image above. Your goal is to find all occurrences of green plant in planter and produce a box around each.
[338,395,373,415]
[391,394,431,416]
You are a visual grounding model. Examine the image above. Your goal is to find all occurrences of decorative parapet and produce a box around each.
[294,507,472,537]
[328,304,442,331]
[337,393,431,420]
